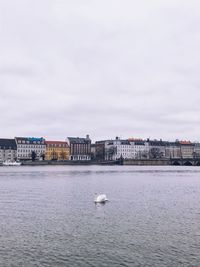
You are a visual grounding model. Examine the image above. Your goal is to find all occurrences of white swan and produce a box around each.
[94,194,108,203]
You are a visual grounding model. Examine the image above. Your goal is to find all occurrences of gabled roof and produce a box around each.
[15,137,45,144]
[147,140,166,146]
[0,139,17,150]
[128,138,144,141]
[45,141,68,147]
[179,140,193,145]
[45,141,68,145]
[67,137,91,144]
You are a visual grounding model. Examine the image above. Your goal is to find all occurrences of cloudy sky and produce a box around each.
[0,0,200,142]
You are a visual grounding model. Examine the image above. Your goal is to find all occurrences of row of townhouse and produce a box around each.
[94,137,200,161]
[1,135,200,163]
[95,138,148,161]
[0,135,91,162]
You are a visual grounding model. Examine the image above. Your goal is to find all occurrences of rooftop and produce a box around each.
[0,139,17,150]
[15,137,45,144]
[67,137,91,144]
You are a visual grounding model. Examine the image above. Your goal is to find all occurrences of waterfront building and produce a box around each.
[45,141,70,161]
[96,137,142,161]
[95,141,106,161]
[179,141,194,158]
[66,135,91,161]
[128,139,149,159]
[145,139,166,159]
[105,137,132,160]
[194,143,200,158]
[95,138,130,161]
[0,139,17,162]
[165,142,181,159]
[95,137,200,161]
[15,137,46,161]
[91,144,96,160]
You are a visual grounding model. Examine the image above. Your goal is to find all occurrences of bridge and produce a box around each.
[170,158,200,166]
[123,158,200,166]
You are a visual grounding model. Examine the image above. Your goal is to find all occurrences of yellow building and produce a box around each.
[45,141,70,161]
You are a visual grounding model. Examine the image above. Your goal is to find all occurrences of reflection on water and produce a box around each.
[0,165,200,267]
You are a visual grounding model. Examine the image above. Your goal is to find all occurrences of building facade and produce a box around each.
[95,138,129,161]
[95,141,106,161]
[179,141,194,158]
[45,141,70,161]
[15,137,46,161]
[104,138,132,160]
[95,138,200,161]
[194,143,200,158]
[66,135,91,161]
[0,139,17,162]
[145,139,166,159]
[128,139,149,159]
[96,137,148,161]
[91,144,96,160]
[165,142,181,159]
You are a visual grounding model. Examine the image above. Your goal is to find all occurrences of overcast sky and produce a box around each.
[0,0,200,142]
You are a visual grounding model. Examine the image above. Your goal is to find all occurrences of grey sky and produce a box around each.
[0,0,200,142]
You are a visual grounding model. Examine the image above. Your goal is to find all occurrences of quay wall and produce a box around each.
[5,159,200,166]
[123,159,170,166]
[21,160,119,166]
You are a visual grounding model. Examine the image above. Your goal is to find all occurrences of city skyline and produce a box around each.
[1,0,200,141]
[0,134,199,144]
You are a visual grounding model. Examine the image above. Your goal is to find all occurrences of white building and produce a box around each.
[0,139,17,163]
[129,139,149,159]
[179,141,194,159]
[104,137,148,160]
[15,137,46,161]
[105,138,132,160]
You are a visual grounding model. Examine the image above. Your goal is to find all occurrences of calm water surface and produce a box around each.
[0,165,200,267]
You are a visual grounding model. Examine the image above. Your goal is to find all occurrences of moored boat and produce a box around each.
[2,161,21,166]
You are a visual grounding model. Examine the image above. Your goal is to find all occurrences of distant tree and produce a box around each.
[31,151,37,161]
[91,153,95,160]
[60,150,66,160]
[41,153,45,161]
[51,149,58,160]
[141,151,148,159]
[149,148,163,159]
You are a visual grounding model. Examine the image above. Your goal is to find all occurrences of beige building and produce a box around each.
[179,141,194,158]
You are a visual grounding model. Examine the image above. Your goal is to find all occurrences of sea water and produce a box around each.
[0,165,200,267]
